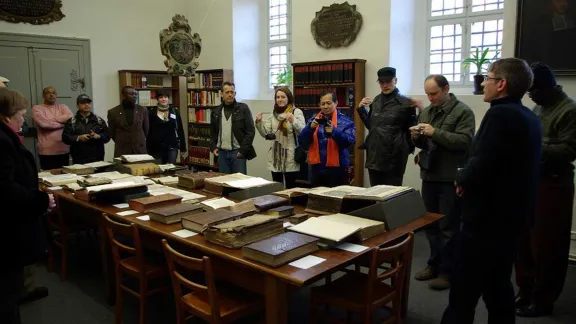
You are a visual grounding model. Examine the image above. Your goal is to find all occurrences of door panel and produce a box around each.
[31,48,83,114]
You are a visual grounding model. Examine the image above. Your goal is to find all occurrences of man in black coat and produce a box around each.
[441,58,542,324]
[210,81,256,174]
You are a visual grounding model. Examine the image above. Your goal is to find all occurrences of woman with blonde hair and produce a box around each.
[0,88,55,323]
[255,87,305,188]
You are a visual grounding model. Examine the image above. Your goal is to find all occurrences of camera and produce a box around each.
[265,133,276,140]
[315,117,327,125]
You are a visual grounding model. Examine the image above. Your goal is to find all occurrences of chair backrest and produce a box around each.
[103,214,144,272]
[161,239,220,321]
[366,232,414,304]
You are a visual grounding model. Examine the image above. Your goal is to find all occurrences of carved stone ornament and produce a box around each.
[0,0,65,25]
[159,14,202,77]
[310,2,363,49]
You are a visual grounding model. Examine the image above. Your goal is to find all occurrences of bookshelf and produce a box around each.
[118,70,181,108]
[186,69,234,170]
[292,59,366,187]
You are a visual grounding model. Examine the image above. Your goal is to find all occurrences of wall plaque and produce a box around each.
[311,2,363,49]
[159,14,202,77]
[0,0,65,25]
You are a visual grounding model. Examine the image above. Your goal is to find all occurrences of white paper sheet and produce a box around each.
[136,215,150,221]
[171,229,197,238]
[117,210,139,216]
[289,255,326,270]
[336,243,369,253]
[283,222,293,228]
[47,186,63,190]
[113,203,129,209]
[225,177,272,189]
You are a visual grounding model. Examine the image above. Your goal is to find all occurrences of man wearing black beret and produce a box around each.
[514,62,576,317]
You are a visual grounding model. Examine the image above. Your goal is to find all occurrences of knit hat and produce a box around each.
[530,62,557,90]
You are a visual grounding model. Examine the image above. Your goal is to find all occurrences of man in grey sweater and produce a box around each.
[411,75,476,290]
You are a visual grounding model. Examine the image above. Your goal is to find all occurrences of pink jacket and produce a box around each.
[32,104,73,155]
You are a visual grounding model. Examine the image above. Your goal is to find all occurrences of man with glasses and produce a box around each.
[514,62,576,318]
[441,58,542,324]
[357,67,419,186]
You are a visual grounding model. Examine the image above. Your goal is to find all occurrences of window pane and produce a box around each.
[428,23,463,83]
[468,19,503,80]
[430,0,465,17]
[269,45,289,88]
[471,0,504,12]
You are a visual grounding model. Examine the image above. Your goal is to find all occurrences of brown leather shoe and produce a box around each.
[414,267,437,281]
[428,276,451,290]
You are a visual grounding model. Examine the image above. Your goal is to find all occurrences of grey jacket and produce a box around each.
[413,94,475,181]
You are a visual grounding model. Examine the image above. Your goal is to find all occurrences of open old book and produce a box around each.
[305,185,414,214]
[204,173,277,195]
[119,154,155,163]
[288,213,385,247]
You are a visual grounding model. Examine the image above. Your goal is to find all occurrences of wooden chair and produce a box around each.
[310,233,415,324]
[46,194,93,281]
[161,239,264,324]
[104,214,169,324]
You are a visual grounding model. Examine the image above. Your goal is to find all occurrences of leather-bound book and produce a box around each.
[204,214,284,248]
[148,203,204,224]
[267,206,294,218]
[62,164,95,175]
[242,232,319,267]
[117,163,161,176]
[227,199,257,215]
[249,195,289,212]
[74,182,148,204]
[128,193,183,213]
[177,172,226,189]
[289,213,309,224]
[181,209,243,233]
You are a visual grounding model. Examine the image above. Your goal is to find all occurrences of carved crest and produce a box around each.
[0,0,65,25]
[159,14,202,77]
[310,2,363,49]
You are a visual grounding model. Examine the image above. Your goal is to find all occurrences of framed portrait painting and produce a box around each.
[515,0,576,75]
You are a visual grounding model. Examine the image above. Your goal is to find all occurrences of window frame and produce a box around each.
[425,0,504,87]
[267,0,291,90]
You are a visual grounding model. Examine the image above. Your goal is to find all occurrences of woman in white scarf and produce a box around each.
[255,87,305,188]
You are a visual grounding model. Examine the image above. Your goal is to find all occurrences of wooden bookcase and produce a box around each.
[118,70,181,108]
[291,59,366,187]
[186,69,234,170]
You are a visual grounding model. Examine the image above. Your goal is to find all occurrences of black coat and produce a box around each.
[0,122,49,270]
[62,111,110,164]
[210,101,256,160]
[457,97,542,231]
[146,106,186,154]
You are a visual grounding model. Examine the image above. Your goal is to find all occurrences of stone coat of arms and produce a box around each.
[160,14,202,77]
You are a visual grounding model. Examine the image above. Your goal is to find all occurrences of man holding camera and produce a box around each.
[412,75,475,290]
[298,91,355,187]
[357,67,418,186]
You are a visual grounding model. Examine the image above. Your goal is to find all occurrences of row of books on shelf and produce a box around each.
[187,72,226,89]
[136,90,161,107]
[187,126,211,142]
[187,90,222,107]
[294,87,354,108]
[123,72,172,89]
[188,146,215,166]
[188,108,211,124]
[293,63,355,85]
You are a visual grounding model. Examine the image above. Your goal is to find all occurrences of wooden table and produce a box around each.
[51,187,442,324]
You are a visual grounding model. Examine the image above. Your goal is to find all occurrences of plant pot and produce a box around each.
[473,74,485,95]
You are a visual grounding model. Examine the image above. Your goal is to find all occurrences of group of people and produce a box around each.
[0,56,574,324]
[27,85,187,171]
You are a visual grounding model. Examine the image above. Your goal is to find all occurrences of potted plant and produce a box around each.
[462,48,500,95]
[274,68,293,89]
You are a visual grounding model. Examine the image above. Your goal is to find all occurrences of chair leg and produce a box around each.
[47,240,54,272]
[114,273,124,324]
[60,234,68,281]
[362,307,372,324]
[176,308,187,324]
[138,278,148,324]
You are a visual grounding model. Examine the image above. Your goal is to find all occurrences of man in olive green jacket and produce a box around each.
[515,63,576,317]
[411,75,476,290]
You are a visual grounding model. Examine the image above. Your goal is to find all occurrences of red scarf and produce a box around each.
[5,123,23,144]
[308,112,339,167]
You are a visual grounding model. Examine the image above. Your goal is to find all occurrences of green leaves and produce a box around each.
[462,47,500,75]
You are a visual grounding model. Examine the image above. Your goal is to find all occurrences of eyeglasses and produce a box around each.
[484,76,502,82]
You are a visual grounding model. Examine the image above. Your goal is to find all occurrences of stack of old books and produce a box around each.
[203,173,282,198]
[148,203,204,224]
[204,214,285,248]
[177,171,226,189]
[181,209,243,233]
[129,193,182,213]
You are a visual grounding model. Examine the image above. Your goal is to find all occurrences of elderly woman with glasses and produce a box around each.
[0,88,55,324]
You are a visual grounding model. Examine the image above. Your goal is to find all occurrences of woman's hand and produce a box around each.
[285,112,294,123]
[255,112,263,123]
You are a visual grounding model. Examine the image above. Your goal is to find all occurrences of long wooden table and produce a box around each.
[51,186,442,324]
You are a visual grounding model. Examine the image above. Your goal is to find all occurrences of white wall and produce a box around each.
[0,0,188,159]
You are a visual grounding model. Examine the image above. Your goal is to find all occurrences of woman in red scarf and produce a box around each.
[255,87,305,188]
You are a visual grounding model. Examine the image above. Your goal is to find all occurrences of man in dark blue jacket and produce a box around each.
[441,58,542,324]
[298,91,355,187]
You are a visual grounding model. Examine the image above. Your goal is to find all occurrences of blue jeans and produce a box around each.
[218,149,247,174]
[151,148,178,164]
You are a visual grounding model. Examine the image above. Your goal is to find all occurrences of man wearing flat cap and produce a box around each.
[62,94,110,164]
[0,76,8,87]
[357,67,419,186]
[514,62,576,318]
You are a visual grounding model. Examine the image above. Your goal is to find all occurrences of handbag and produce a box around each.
[292,121,307,164]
